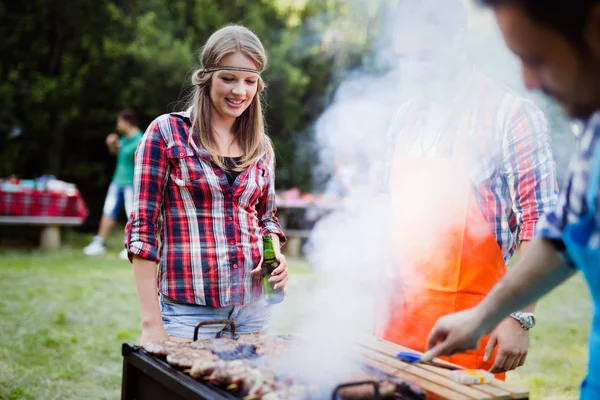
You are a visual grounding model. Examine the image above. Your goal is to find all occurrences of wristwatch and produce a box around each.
[510,311,536,330]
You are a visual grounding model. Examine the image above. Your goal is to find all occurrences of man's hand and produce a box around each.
[106,133,120,154]
[485,317,530,373]
[425,307,490,359]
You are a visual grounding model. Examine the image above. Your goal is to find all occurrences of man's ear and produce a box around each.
[585,4,600,57]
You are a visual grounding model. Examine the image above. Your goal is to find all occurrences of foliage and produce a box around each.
[0,0,384,215]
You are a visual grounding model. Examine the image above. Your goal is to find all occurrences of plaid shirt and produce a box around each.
[387,74,558,264]
[125,109,286,307]
[537,111,600,253]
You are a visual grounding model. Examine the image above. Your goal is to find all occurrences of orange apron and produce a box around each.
[379,103,507,380]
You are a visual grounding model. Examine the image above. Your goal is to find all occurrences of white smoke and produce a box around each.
[267,0,576,389]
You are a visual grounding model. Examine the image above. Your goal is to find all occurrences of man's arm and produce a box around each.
[503,98,558,304]
[106,133,120,155]
[479,238,573,323]
[516,240,535,314]
[425,237,575,361]
[483,99,559,372]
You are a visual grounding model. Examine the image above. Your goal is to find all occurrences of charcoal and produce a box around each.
[215,344,259,360]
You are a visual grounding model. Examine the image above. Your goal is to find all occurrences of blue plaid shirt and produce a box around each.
[537,111,600,253]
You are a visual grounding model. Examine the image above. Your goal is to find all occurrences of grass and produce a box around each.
[0,228,593,399]
[506,275,591,399]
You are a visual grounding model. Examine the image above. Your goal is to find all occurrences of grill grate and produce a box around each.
[123,320,427,400]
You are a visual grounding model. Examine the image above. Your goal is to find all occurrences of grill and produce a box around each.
[120,321,529,400]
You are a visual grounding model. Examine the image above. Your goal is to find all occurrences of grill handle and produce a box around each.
[193,319,236,341]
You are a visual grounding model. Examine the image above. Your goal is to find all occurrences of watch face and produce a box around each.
[523,314,535,329]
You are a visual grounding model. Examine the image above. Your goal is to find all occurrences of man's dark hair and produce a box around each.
[480,0,600,51]
[118,108,141,127]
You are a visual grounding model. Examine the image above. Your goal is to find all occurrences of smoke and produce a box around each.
[267,0,576,389]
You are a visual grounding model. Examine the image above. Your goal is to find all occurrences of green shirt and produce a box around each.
[112,130,143,186]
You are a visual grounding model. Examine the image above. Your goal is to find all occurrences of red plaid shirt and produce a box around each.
[125,109,286,307]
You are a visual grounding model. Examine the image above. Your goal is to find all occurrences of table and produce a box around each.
[0,186,89,249]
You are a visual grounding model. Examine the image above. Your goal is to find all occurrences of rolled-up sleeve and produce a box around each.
[257,147,287,246]
[125,119,169,262]
[502,100,559,242]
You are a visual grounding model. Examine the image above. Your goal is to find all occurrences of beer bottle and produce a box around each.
[261,235,285,304]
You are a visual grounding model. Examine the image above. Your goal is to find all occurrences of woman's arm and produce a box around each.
[256,146,287,248]
[133,256,168,344]
[125,118,170,344]
[253,147,288,289]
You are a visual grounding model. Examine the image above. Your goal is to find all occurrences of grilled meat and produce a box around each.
[188,338,216,350]
[143,340,188,357]
[151,335,405,399]
[166,348,217,369]
[205,338,239,352]
[236,333,264,345]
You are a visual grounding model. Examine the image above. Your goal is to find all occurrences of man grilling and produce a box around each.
[422,0,600,397]
[378,0,558,378]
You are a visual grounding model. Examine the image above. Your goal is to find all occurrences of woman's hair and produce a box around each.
[118,108,140,128]
[188,25,272,171]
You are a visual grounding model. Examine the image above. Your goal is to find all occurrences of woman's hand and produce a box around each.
[140,323,169,346]
[269,253,288,290]
[252,254,289,290]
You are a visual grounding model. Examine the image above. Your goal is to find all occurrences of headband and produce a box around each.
[200,66,261,75]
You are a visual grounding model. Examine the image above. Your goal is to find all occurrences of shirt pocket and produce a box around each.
[238,163,268,208]
[167,146,202,186]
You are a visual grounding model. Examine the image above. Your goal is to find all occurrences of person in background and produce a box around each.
[378,0,558,379]
[423,1,600,398]
[83,108,143,259]
[125,25,288,345]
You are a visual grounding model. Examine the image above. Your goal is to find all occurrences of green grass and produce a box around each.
[506,275,591,399]
[0,228,593,399]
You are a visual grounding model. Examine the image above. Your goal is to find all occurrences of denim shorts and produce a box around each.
[102,182,133,218]
[158,293,274,339]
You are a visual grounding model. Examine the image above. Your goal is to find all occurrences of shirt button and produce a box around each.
[228,216,233,221]
[227,193,233,198]
[229,240,235,245]
[233,264,238,269]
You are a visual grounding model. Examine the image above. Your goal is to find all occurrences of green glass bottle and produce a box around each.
[261,235,285,304]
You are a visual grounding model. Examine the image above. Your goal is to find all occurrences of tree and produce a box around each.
[0,0,384,216]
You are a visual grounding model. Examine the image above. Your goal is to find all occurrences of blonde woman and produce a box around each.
[125,25,288,345]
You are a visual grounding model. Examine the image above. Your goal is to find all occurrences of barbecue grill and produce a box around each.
[120,320,529,400]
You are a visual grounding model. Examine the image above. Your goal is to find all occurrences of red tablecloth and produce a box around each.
[0,188,89,220]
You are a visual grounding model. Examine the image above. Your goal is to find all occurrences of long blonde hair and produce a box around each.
[188,25,272,171]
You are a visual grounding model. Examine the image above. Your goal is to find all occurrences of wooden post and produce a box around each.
[40,225,61,250]
[284,237,302,258]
